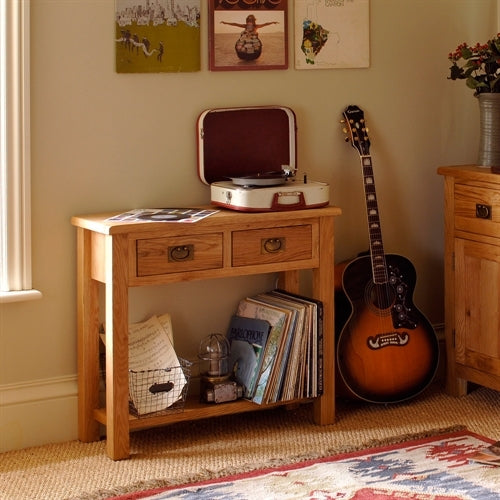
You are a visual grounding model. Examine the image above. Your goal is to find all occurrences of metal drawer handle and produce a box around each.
[476,203,492,220]
[262,237,285,254]
[168,245,194,262]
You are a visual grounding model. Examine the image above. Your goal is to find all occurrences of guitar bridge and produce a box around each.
[367,331,409,350]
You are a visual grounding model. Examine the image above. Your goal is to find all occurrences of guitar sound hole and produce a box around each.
[365,283,394,312]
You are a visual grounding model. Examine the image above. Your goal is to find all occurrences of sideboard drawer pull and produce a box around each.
[476,203,492,220]
[168,245,194,262]
[262,237,285,254]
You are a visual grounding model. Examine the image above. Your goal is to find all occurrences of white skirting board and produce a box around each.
[0,324,444,453]
[0,375,78,453]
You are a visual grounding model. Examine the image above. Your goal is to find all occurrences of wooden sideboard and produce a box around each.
[72,206,341,460]
[438,165,500,396]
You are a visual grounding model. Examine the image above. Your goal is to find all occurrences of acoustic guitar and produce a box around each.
[336,105,439,404]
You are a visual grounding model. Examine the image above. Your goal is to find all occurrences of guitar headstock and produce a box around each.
[341,105,371,156]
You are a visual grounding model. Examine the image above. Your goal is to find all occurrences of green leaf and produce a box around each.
[491,74,500,91]
[461,46,473,59]
[466,77,487,90]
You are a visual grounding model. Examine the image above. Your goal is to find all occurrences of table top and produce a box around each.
[71,205,342,235]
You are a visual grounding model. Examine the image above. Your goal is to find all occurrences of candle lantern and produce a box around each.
[198,333,243,404]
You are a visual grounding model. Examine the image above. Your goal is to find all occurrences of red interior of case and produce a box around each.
[198,107,296,184]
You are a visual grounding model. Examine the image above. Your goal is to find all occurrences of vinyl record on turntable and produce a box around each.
[136,213,191,221]
[230,172,288,187]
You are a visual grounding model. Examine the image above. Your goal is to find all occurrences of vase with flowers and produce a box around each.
[448,33,500,171]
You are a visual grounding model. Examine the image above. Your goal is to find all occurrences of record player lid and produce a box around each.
[197,106,297,185]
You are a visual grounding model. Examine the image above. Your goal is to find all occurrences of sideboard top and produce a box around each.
[437,165,500,182]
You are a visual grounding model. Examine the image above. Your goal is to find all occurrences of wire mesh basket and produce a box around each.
[128,358,191,417]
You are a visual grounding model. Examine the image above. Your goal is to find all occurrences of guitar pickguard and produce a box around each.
[388,263,418,329]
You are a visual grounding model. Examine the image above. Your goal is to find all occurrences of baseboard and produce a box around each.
[0,323,447,453]
[0,375,78,453]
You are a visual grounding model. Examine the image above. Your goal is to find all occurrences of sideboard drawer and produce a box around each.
[136,233,223,276]
[232,224,312,267]
[455,184,500,238]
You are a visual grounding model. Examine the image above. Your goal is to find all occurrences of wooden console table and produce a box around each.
[72,206,341,460]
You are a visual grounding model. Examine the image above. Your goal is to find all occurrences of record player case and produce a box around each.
[197,106,330,211]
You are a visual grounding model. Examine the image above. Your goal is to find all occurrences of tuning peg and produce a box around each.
[342,127,348,134]
[344,137,350,142]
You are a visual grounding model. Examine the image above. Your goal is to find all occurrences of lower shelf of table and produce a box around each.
[93,396,316,432]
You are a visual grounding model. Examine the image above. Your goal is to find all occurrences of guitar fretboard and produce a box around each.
[360,155,388,284]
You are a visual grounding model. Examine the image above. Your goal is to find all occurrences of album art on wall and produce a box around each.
[115,0,200,73]
[295,0,369,69]
[209,0,288,71]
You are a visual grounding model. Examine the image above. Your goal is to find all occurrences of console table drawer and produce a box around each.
[136,234,223,276]
[232,224,313,267]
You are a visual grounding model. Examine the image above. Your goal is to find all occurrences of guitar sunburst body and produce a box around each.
[337,254,438,403]
[337,105,439,403]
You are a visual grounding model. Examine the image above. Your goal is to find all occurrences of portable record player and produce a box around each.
[197,106,330,212]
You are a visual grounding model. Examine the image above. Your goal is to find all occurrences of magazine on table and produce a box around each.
[106,208,219,223]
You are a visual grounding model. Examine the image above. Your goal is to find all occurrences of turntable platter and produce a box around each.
[230,172,287,187]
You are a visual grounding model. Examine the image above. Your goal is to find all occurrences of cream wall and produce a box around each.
[0,0,496,452]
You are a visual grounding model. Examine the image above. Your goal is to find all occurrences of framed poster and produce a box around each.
[295,0,369,69]
[115,0,201,73]
[209,0,288,71]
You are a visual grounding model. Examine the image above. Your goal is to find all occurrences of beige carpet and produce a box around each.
[1,382,499,500]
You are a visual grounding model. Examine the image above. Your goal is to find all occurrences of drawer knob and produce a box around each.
[476,203,492,219]
[168,245,194,262]
[262,237,285,254]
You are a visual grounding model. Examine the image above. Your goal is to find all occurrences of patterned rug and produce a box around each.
[110,431,500,500]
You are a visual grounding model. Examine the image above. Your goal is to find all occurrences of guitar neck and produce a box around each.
[360,154,388,284]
